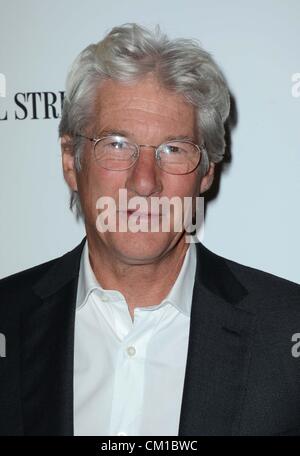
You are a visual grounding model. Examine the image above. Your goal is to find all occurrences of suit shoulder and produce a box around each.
[0,238,86,299]
[224,255,300,297]
[226,255,300,296]
[0,257,59,295]
[200,243,300,300]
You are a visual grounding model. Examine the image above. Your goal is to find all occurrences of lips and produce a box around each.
[125,210,161,217]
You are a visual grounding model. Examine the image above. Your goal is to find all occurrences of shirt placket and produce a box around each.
[108,304,167,436]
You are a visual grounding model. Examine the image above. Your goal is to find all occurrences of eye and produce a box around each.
[109,139,126,149]
[164,144,182,154]
[100,136,136,157]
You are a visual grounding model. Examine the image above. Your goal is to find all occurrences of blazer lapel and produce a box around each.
[20,237,256,436]
[21,238,86,435]
[178,243,257,436]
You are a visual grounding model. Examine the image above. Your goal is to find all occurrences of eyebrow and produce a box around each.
[97,128,196,143]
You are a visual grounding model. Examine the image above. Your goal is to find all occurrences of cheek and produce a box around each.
[164,174,200,198]
[77,165,127,209]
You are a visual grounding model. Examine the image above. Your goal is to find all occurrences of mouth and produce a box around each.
[123,210,162,217]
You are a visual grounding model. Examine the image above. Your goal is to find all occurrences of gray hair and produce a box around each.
[59,23,230,219]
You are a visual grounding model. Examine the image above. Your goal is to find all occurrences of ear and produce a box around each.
[199,162,215,194]
[61,134,78,192]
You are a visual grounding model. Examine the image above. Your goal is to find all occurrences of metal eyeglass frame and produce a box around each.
[76,133,206,175]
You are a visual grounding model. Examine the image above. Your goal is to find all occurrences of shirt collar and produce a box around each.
[76,239,197,318]
[162,241,196,317]
[76,239,101,310]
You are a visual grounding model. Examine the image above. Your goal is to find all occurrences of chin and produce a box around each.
[102,231,181,264]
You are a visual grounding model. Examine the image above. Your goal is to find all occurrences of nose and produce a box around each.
[125,145,162,197]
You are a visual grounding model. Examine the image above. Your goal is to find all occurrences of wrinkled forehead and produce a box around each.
[93,74,196,137]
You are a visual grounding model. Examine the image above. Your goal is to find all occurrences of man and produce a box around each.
[0,23,300,437]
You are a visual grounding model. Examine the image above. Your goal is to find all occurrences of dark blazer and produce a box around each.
[0,237,300,436]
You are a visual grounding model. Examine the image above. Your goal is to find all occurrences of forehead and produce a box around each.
[94,74,196,138]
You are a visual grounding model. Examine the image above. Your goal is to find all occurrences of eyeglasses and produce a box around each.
[76,134,207,175]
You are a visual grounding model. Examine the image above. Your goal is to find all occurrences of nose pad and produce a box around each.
[138,144,157,164]
[137,144,164,172]
[126,145,162,196]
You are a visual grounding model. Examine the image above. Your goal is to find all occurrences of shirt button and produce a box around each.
[117,431,127,436]
[101,294,109,302]
[126,346,136,357]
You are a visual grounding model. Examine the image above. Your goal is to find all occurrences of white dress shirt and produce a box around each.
[73,240,197,436]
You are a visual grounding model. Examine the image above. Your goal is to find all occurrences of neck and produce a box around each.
[85,232,190,320]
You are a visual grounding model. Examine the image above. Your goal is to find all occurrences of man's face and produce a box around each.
[62,74,214,264]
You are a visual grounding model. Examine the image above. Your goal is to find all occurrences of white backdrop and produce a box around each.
[0,0,299,283]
